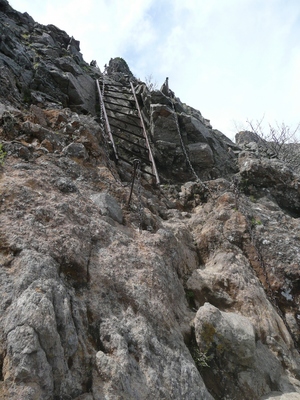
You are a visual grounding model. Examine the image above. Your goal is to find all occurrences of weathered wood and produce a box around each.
[130,81,160,184]
[96,80,118,160]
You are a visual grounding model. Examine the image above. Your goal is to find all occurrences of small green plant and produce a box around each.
[191,346,210,369]
[21,33,30,40]
[249,195,257,203]
[185,289,197,309]
[0,144,7,165]
[186,289,195,300]
[251,217,262,226]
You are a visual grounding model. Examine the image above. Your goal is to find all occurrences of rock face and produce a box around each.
[1,2,300,400]
[140,87,239,182]
[0,0,100,114]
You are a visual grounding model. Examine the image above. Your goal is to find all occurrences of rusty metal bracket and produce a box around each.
[127,159,141,206]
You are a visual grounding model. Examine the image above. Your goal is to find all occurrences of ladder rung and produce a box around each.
[118,156,156,177]
[104,87,132,94]
[107,93,134,103]
[105,106,140,119]
[98,79,131,90]
[118,145,152,165]
[109,117,142,131]
[110,122,144,139]
[104,93,134,102]
[112,132,148,151]
[104,100,137,111]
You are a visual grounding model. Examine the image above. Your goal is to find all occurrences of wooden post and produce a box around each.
[130,81,160,184]
[96,79,118,160]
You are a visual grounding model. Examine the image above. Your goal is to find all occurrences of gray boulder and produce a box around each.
[90,192,123,223]
[187,142,214,167]
[63,143,89,159]
[194,302,256,367]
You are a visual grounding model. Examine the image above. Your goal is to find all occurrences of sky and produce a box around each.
[8,0,300,141]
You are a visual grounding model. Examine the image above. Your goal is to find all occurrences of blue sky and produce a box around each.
[9,0,300,140]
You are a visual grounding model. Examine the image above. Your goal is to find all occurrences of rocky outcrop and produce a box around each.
[139,86,239,182]
[182,177,300,399]
[1,2,300,399]
[0,0,100,114]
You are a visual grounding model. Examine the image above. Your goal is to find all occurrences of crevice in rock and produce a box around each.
[186,327,223,399]
[82,372,93,393]
[87,308,107,353]
[59,259,88,289]
[185,288,197,311]
[278,205,300,219]
[67,356,73,369]
[0,350,4,381]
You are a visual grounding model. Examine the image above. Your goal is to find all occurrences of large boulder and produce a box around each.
[141,87,239,183]
[194,302,256,367]
[238,152,300,215]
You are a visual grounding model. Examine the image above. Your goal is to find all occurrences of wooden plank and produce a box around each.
[110,123,145,139]
[105,106,140,119]
[112,132,149,151]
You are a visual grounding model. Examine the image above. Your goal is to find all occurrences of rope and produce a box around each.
[99,65,107,134]
[169,98,209,192]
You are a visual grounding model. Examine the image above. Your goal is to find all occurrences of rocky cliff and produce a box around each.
[1,1,300,399]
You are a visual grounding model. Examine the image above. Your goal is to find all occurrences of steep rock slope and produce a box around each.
[0,0,99,114]
[1,1,300,399]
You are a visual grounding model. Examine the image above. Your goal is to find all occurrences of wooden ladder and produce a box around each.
[96,78,160,184]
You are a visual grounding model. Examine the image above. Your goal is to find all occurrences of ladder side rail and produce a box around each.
[130,81,160,184]
[96,79,119,160]
[104,87,132,94]
[103,93,134,101]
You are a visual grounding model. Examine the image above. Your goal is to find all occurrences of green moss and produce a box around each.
[201,322,216,353]
[21,33,30,40]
